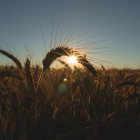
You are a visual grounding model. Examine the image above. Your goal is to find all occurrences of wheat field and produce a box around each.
[0,46,140,140]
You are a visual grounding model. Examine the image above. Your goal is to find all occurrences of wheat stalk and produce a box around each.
[0,49,22,70]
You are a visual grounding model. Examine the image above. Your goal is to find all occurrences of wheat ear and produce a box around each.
[77,55,97,76]
[101,65,106,71]
[43,46,97,76]
[0,49,22,70]
[34,65,40,89]
[43,46,72,71]
[25,58,36,101]
[58,59,72,73]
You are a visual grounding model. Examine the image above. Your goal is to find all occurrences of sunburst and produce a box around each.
[68,55,77,64]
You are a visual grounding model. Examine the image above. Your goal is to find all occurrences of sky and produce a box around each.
[0,0,140,69]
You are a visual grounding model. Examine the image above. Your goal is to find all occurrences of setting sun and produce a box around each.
[68,56,77,64]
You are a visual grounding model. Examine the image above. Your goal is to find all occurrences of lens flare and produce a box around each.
[68,56,77,64]
[57,84,67,93]
[64,78,67,82]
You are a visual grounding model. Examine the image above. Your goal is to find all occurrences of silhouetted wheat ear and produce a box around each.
[25,58,36,101]
[34,65,40,88]
[0,49,22,70]
[77,56,97,76]
[43,46,72,71]
[101,65,106,71]
[58,59,72,73]
[43,46,97,76]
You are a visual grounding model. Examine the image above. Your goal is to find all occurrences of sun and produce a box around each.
[68,55,77,64]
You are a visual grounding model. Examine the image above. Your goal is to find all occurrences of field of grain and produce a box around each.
[0,47,140,140]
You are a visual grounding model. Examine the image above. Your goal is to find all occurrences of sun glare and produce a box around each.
[68,56,77,64]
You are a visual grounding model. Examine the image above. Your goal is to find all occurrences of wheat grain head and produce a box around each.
[25,58,36,101]
[43,46,97,76]
[0,49,22,70]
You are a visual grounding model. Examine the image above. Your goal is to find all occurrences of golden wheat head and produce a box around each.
[43,46,97,76]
